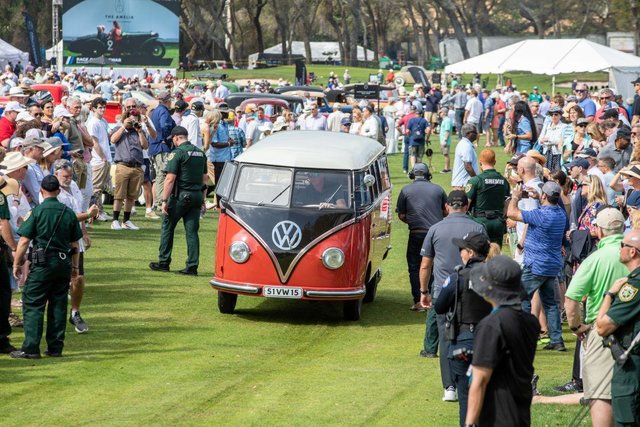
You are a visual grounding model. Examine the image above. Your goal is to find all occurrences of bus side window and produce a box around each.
[368,164,379,200]
[355,171,372,208]
[377,156,391,191]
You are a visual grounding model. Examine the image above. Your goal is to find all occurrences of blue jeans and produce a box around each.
[403,136,409,171]
[521,265,564,345]
[454,109,465,139]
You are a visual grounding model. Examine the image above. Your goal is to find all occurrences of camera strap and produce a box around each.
[42,206,67,254]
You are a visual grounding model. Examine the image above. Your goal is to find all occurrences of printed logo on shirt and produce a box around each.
[619,283,638,303]
[167,153,175,161]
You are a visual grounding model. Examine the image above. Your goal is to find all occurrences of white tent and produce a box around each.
[444,39,640,100]
[248,41,375,69]
[0,38,29,71]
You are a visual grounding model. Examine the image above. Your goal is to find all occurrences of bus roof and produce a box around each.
[235,131,385,170]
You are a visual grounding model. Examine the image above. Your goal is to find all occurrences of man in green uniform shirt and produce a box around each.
[10,175,82,359]
[149,126,207,276]
[465,149,510,246]
[0,174,18,354]
[596,229,640,427]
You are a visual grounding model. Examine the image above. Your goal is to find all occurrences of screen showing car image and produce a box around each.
[62,0,179,67]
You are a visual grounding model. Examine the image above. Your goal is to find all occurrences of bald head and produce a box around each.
[625,230,640,247]
[517,156,537,179]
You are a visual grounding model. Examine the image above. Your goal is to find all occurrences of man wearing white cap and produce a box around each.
[0,102,25,148]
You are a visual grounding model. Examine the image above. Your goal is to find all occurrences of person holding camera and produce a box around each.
[109,108,148,230]
[434,232,494,427]
[149,126,207,276]
[10,175,82,359]
[466,149,510,246]
[596,229,640,427]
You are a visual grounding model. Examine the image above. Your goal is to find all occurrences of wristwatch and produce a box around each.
[162,199,168,203]
[420,289,429,295]
[570,324,582,332]
[604,291,617,300]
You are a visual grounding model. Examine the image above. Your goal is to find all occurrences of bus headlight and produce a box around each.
[229,241,250,263]
[322,248,344,270]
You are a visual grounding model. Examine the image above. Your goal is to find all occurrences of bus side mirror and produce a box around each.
[363,174,376,188]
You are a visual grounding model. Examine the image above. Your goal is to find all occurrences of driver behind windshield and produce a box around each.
[294,172,347,209]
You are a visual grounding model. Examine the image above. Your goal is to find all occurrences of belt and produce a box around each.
[474,211,502,219]
[410,228,428,234]
[116,161,142,168]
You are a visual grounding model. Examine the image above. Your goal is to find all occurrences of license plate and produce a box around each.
[263,286,303,299]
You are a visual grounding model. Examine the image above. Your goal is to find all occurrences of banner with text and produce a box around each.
[62,0,180,68]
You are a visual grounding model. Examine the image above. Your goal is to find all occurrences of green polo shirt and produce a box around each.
[164,142,207,192]
[17,197,83,253]
[465,168,510,214]
[566,234,628,323]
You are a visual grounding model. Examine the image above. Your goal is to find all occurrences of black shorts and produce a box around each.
[143,159,152,183]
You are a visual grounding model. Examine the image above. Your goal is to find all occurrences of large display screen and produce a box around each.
[62,0,180,67]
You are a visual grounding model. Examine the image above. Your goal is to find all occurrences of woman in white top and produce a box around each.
[349,108,363,135]
[538,106,568,171]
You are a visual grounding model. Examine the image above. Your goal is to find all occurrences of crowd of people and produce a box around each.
[396,75,640,426]
[0,62,638,426]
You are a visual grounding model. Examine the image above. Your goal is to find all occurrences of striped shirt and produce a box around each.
[521,205,568,277]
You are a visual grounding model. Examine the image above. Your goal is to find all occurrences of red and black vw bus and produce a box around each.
[210,131,392,320]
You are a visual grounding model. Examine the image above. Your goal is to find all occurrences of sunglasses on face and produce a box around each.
[600,96,611,100]
[577,123,588,127]
[33,113,43,117]
[621,242,639,250]
[575,89,588,93]
[551,113,561,116]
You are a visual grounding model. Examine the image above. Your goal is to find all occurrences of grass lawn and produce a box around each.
[1,135,588,426]
[196,64,608,96]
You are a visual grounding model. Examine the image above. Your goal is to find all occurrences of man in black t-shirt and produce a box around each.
[464,256,539,427]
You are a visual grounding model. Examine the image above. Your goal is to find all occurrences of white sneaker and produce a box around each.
[122,220,139,230]
[205,201,216,210]
[442,386,458,402]
[97,213,110,222]
[111,220,122,230]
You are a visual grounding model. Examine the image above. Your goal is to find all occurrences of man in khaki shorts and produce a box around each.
[109,107,148,230]
[564,208,628,427]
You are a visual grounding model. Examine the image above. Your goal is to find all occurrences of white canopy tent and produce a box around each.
[0,38,29,71]
[444,39,640,101]
[248,41,375,69]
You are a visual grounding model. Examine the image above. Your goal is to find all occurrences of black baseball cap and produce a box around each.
[41,175,60,192]
[174,100,189,112]
[447,190,468,208]
[341,117,352,126]
[617,126,632,140]
[452,231,490,256]
[170,126,188,137]
[603,108,619,120]
[632,77,640,85]
[191,101,205,111]
[576,147,597,158]
[469,255,523,305]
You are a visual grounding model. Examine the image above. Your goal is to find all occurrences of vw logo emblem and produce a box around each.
[272,221,302,251]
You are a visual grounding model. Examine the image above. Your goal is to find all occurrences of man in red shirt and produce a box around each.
[0,101,24,148]
[396,105,419,173]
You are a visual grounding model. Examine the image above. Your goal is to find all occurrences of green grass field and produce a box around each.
[195,64,608,96]
[0,135,589,426]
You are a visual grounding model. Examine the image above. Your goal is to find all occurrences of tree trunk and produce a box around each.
[416,1,442,58]
[469,0,483,54]
[404,2,424,66]
[631,0,640,55]
[363,0,380,61]
[349,0,362,66]
[434,0,471,59]
[252,0,268,53]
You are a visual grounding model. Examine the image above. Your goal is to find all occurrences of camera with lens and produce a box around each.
[133,121,142,130]
[31,247,47,266]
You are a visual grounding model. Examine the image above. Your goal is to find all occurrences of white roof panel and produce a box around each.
[235,131,385,170]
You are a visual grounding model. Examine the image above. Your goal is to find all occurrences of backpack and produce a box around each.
[408,117,428,141]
